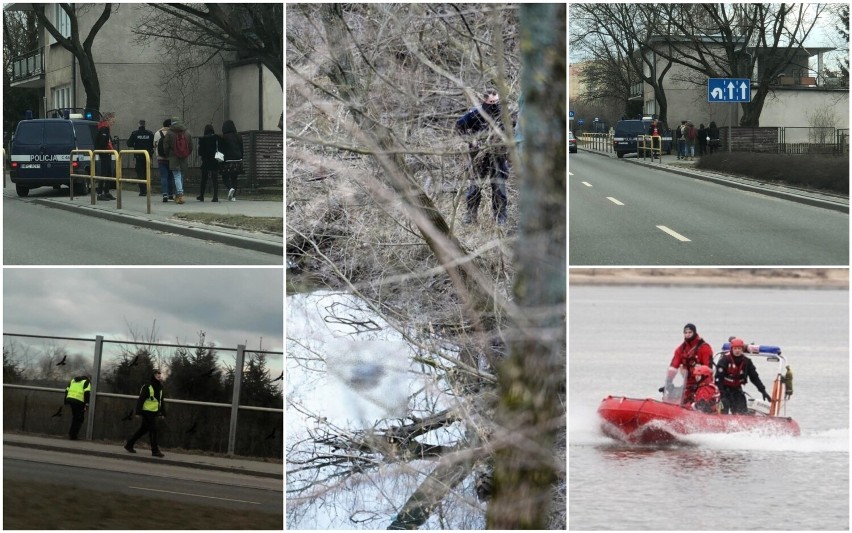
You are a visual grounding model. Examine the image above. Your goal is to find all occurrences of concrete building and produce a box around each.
[8,3,282,145]
[633,35,848,141]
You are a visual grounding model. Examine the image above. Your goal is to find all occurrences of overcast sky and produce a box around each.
[4,268,283,356]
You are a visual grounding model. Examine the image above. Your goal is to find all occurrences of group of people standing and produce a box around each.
[95,116,244,204]
[674,120,721,160]
[147,118,244,204]
[662,323,776,414]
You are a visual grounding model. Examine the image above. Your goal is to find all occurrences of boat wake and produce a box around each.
[680,427,849,452]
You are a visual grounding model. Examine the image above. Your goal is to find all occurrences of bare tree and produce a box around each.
[32,3,113,110]
[287,3,564,529]
[134,3,282,88]
[3,10,40,133]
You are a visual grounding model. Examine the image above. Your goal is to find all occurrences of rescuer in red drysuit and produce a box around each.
[660,323,714,406]
[690,365,720,413]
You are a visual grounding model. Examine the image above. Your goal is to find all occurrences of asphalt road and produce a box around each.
[3,446,282,514]
[4,194,281,265]
[569,152,849,265]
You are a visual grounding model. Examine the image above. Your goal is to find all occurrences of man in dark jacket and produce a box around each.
[456,88,509,226]
[715,338,771,414]
[124,369,166,457]
[65,375,92,440]
[220,119,243,202]
[127,119,154,195]
[94,118,116,200]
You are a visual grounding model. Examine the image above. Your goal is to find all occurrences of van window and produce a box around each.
[75,124,97,147]
[615,121,645,135]
[14,122,43,145]
[44,122,74,145]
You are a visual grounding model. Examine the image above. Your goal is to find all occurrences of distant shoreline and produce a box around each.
[569,268,849,290]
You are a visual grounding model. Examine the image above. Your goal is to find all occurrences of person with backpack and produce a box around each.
[685,121,697,161]
[153,119,176,202]
[197,124,221,202]
[220,119,244,202]
[127,119,154,196]
[163,117,193,204]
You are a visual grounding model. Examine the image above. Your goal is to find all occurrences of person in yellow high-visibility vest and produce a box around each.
[124,369,166,457]
[64,375,92,440]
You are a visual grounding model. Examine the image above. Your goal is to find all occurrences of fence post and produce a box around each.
[227,344,246,456]
[86,335,104,440]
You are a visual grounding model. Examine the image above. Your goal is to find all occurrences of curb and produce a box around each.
[30,198,284,256]
[577,148,849,214]
[3,438,283,480]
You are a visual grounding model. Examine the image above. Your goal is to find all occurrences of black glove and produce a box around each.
[658,386,665,393]
[761,391,771,402]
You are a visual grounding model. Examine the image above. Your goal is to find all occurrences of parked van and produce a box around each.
[8,108,100,197]
[612,118,673,159]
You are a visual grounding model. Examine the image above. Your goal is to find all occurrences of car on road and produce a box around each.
[8,108,100,197]
[569,131,577,153]
[612,118,672,159]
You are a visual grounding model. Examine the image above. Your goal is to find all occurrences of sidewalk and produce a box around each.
[4,432,282,479]
[577,146,849,213]
[7,184,284,256]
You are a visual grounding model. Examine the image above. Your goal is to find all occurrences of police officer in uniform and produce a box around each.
[124,369,166,457]
[127,120,154,195]
[65,375,92,440]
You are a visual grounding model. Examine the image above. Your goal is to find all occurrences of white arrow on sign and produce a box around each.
[711,87,723,100]
[740,81,748,100]
[727,82,735,100]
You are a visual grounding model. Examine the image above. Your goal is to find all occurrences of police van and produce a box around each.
[612,116,673,159]
[8,108,101,197]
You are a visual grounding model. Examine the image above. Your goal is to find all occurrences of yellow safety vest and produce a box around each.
[65,378,91,403]
[142,385,162,412]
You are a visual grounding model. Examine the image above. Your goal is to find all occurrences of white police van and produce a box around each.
[8,108,100,197]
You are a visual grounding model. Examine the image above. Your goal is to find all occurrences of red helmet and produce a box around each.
[730,338,745,349]
[693,365,712,379]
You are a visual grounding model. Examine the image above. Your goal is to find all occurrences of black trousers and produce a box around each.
[127,412,160,453]
[720,387,748,414]
[67,400,85,439]
[199,162,218,199]
[466,152,508,221]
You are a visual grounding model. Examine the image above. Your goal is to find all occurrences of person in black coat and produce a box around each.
[196,124,220,202]
[697,123,707,157]
[708,121,720,154]
[456,88,509,225]
[220,119,244,202]
[124,369,167,457]
[127,120,154,195]
[94,119,115,200]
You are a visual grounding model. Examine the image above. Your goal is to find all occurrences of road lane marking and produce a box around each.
[128,486,262,505]
[582,181,592,187]
[656,225,691,242]
[606,197,624,206]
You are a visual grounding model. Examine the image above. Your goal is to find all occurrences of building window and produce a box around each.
[55,5,71,39]
[53,85,71,110]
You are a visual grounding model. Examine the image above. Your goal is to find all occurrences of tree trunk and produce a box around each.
[486,4,566,529]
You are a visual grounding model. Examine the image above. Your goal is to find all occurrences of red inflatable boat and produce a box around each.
[598,346,801,444]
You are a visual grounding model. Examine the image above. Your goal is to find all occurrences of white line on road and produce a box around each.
[582,181,592,187]
[656,225,691,242]
[606,197,624,206]
[128,486,262,505]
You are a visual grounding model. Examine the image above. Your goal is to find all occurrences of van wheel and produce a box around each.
[15,185,30,197]
[616,152,624,159]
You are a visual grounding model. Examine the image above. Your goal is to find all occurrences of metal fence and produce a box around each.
[577,132,612,153]
[3,333,283,458]
[778,127,848,156]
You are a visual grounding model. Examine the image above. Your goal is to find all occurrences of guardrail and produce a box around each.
[578,132,612,153]
[638,134,663,162]
[70,149,152,213]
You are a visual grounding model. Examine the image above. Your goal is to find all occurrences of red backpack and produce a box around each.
[173,131,190,159]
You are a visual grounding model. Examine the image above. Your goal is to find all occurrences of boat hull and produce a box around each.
[598,395,801,444]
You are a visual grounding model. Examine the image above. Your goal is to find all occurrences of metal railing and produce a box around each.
[3,333,283,457]
[578,132,613,153]
[70,149,152,213]
[638,134,663,162]
[10,48,44,82]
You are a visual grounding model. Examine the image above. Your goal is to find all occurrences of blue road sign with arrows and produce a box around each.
[708,78,750,102]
